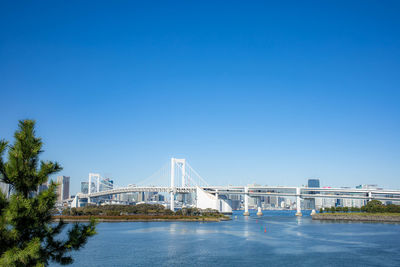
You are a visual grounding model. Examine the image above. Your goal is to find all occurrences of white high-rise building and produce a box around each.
[322,198,336,208]
[315,197,323,209]
[343,198,365,208]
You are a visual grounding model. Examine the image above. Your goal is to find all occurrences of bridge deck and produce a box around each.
[77,186,400,202]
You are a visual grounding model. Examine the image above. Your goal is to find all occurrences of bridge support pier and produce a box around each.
[295,187,302,216]
[257,207,263,216]
[243,187,250,216]
[170,191,175,211]
[256,198,263,216]
[71,195,79,208]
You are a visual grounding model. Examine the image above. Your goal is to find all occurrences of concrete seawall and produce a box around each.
[312,213,400,223]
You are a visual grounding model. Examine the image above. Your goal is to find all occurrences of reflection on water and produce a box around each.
[52,210,400,267]
[169,223,178,234]
[243,216,250,238]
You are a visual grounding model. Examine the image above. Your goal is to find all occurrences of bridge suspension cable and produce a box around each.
[175,161,209,187]
[135,159,210,188]
[136,162,170,187]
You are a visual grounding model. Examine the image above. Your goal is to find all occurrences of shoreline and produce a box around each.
[53,215,231,223]
[312,213,400,223]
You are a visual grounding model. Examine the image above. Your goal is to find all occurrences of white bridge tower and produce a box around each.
[170,158,186,211]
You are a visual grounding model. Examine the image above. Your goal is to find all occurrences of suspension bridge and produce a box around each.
[71,158,400,216]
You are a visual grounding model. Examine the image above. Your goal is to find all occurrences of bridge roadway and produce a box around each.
[78,185,400,202]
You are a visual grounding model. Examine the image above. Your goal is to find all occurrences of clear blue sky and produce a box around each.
[1,1,399,194]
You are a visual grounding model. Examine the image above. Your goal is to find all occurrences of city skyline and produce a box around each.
[1,1,399,194]
[65,167,387,197]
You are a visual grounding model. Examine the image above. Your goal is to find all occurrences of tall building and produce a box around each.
[119,192,136,202]
[269,196,278,208]
[322,198,336,209]
[56,176,70,202]
[305,179,320,209]
[278,197,286,207]
[81,182,89,194]
[308,179,320,188]
[137,192,145,202]
[304,198,316,210]
[151,193,165,202]
[343,198,364,208]
[228,194,241,210]
[315,197,323,210]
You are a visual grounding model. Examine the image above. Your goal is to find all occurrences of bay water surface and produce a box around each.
[52,210,400,266]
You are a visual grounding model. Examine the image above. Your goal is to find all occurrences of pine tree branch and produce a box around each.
[1,120,97,266]
[0,140,10,184]
[38,161,62,185]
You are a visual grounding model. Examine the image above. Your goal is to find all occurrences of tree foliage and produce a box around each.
[63,203,174,216]
[324,200,400,214]
[0,120,96,266]
[61,204,223,218]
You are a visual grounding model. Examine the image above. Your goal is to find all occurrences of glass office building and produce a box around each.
[308,179,320,188]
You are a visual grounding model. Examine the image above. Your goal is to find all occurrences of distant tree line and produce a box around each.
[62,204,223,217]
[319,200,400,214]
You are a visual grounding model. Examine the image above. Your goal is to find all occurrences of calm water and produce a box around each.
[52,210,400,267]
